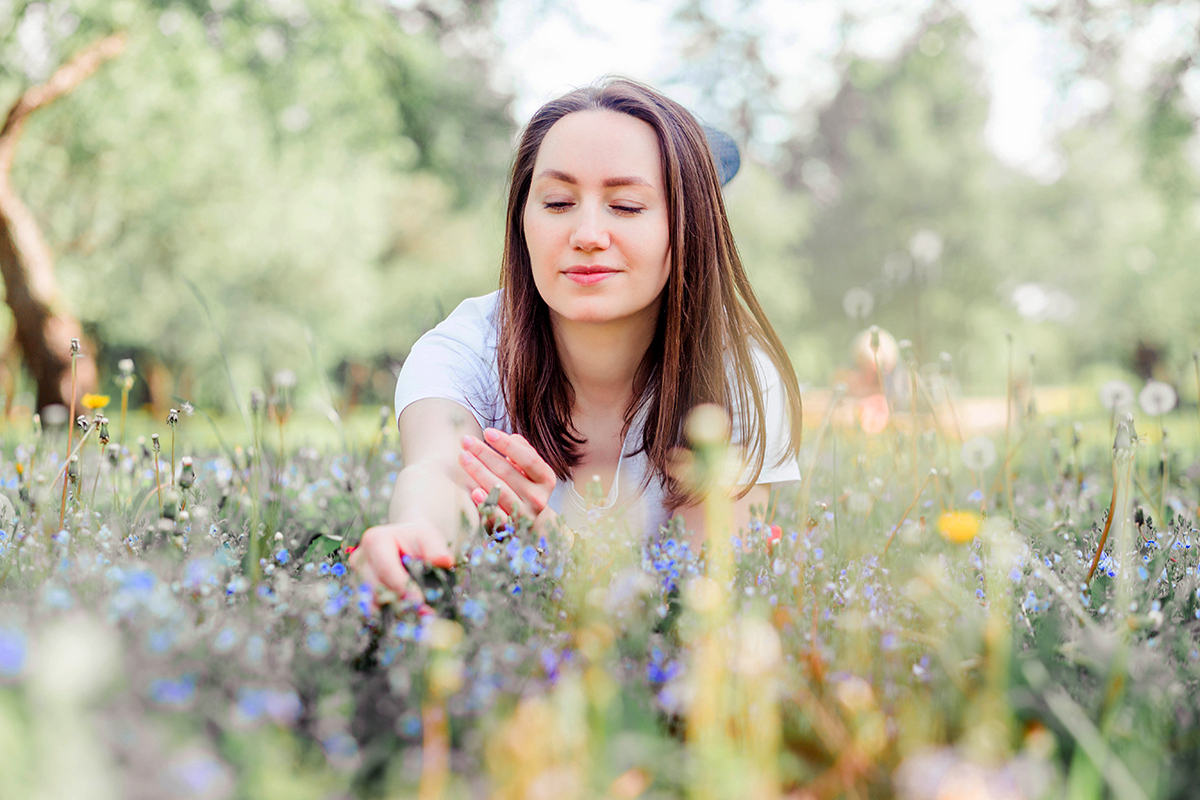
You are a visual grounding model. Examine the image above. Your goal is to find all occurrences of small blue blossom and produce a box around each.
[306,631,330,655]
[0,625,28,678]
[150,674,197,707]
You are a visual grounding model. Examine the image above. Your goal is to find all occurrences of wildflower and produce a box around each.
[960,436,997,471]
[167,408,179,426]
[937,510,981,544]
[842,287,874,319]
[41,404,68,427]
[179,457,195,489]
[1098,379,1134,411]
[118,358,134,376]
[1139,381,1177,416]
[70,338,79,356]
[81,393,109,411]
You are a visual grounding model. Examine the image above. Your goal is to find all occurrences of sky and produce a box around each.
[491,0,1200,182]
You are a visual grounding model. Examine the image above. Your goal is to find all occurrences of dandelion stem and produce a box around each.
[1158,423,1168,529]
[119,385,128,445]
[58,349,79,532]
[1002,333,1015,517]
[89,438,103,510]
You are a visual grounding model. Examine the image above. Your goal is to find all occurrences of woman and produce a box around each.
[350,78,803,601]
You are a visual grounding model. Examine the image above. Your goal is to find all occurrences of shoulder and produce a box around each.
[395,290,504,429]
[428,290,502,347]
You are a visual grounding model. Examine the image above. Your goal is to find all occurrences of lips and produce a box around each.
[564,266,618,285]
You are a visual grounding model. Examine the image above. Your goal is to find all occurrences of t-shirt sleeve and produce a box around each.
[734,349,801,486]
[394,294,503,432]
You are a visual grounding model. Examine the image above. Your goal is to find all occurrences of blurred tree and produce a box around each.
[0,33,122,408]
[0,0,512,412]
[672,0,1200,388]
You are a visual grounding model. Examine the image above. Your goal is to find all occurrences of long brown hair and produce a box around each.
[496,77,802,508]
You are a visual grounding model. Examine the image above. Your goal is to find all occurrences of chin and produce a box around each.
[549,298,631,325]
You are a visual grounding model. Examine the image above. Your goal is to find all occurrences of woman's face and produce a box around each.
[523,109,671,330]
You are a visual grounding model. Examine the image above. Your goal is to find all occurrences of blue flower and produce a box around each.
[213,627,237,653]
[236,687,267,722]
[332,563,346,577]
[150,674,196,707]
[0,625,28,678]
[265,689,302,723]
[461,598,487,624]
[306,631,330,656]
[147,628,177,654]
[41,584,73,610]
[276,549,290,565]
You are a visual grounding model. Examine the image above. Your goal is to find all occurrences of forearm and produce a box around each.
[388,462,479,547]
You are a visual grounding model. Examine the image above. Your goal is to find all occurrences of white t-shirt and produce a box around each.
[395,291,800,538]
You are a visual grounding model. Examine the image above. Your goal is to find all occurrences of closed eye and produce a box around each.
[611,205,644,215]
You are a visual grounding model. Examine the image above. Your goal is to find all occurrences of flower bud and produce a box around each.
[179,457,195,489]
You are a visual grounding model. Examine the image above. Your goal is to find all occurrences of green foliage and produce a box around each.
[3,0,510,408]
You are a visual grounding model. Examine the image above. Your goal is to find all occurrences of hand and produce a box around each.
[459,428,559,534]
[348,519,454,605]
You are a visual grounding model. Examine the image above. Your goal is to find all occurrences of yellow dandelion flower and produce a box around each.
[81,393,110,410]
[937,510,981,544]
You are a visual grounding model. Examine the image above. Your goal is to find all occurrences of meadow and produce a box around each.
[1,354,1198,800]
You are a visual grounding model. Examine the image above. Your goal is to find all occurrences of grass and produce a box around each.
[0,382,1198,799]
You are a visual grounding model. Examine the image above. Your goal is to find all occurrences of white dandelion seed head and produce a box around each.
[273,369,297,389]
[842,287,874,320]
[1098,379,1135,412]
[960,437,997,472]
[41,404,69,427]
[1139,381,1177,416]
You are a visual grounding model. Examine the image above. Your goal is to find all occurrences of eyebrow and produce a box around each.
[534,169,653,188]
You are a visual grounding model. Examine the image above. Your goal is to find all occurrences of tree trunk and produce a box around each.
[0,33,125,410]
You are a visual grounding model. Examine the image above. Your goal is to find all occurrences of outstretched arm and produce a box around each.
[349,398,483,602]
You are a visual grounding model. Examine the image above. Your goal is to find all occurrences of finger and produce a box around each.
[462,434,537,496]
[471,487,488,506]
[404,533,455,570]
[483,429,558,487]
[459,450,524,517]
[365,539,416,599]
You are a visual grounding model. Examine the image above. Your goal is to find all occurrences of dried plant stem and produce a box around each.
[89,439,103,509]
[883,469,935,558]
[1086,469,1120,584]
[153,453,163,515]
[58,354,78,532]
[1158,424,1168,529]
[119,385,128,445]
[417,701,449,800]
[1002,334,1015,516]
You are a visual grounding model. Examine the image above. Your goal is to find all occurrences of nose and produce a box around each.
[568,201,610,252]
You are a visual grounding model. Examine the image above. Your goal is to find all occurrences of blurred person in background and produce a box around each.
[351,78,803,601]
